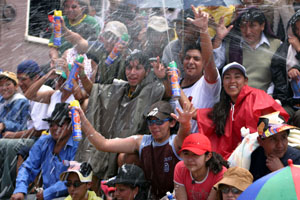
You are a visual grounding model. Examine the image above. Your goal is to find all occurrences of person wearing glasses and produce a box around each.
[73,100,194,199]
[60,161,102,200]
[11,103,78,200]
[214,167,253,200]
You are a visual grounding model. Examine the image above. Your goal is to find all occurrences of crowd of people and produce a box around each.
[1,0,300,199]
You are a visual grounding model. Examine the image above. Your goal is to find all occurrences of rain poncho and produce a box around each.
[75,72,165,178]
[197,85,289,159]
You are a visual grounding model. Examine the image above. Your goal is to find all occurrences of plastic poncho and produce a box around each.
[75,72,165,179]
[197,85,289,159]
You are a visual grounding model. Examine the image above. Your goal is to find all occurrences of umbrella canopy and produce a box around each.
[238,159,300,200]
[133,0,241,9]
[133,0,184,9]
[183,0,241,9]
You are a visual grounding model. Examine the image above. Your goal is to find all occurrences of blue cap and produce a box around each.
[17,60,41,75]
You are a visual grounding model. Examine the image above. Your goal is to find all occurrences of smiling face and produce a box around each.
[114,184,138,200]
[183,49,203,81]
[240,21,265,48]
[222,68,248,103]
[17,73,37,93]
[125,59,148,90]
[147,116,175,143]
[258,131,288,158]
[0,78,18,100]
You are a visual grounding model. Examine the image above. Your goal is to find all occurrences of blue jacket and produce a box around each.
[0,93,30,133]
[13,134,79,199]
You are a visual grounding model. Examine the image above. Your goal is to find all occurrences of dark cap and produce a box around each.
[106,164,147,187]
[17,60,41,76]
[147,101,173,120]
[43,103,71,125]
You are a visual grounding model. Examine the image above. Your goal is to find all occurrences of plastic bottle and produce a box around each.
[53,10,62,47]
[105,33,129,66]
[169,61,181,100]
[70,100,82,141]
[64,56,84,91]
[166,191,175,200]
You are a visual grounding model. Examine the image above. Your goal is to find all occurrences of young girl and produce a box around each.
[174,134,228,200]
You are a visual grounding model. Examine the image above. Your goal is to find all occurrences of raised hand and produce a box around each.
[171,102,196,125]
[187,5,209,33]
[216,16,233,41]
[152,56,166,79]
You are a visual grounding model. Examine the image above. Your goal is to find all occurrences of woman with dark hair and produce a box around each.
[174,133,228,200]
[213,7,283,98]
[195,62,289,159]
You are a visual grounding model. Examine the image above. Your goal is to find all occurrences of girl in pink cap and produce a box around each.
[174,133,228,200]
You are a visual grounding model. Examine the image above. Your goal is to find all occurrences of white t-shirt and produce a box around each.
[47,90,75,118]
[27,85,53,131]
[172,73,221,133]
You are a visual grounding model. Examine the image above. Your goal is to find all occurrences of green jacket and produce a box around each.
[75,72,165,178]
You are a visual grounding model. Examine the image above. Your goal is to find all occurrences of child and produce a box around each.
[174,134,228,200]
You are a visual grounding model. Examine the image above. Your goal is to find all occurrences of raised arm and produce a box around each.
[76,106,142,153]
[188,6,218,83]
[213,16,233,49]
[61,17,89,54]
[152,56,172,98]
[24,69,56,104]
[172,102,196,153]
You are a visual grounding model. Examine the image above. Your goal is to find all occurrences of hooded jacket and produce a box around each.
[75,72,165,179]
[197,85,289,159]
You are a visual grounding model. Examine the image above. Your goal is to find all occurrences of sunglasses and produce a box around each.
[147,118,170,126]
[65,181,84,188]
[220,186,242,195]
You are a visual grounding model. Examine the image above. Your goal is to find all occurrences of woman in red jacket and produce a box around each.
[196,62,289,159]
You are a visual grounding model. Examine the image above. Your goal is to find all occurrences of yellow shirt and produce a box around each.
[198,6,235,38]
[65,190,103,200]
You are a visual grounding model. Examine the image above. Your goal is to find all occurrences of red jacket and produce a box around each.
[197,85,289,159]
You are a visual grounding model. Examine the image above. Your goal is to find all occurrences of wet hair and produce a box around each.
[183,42,201,58]
[238,7,266,25]
[205,152,229,174]
[125,50,150,71]
[62,0,90,15]
[208,89,232,137]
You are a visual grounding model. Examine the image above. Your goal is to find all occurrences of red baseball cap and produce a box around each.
[179,133,212,155]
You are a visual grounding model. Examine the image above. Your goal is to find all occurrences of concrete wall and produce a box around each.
[0,0,49,72]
